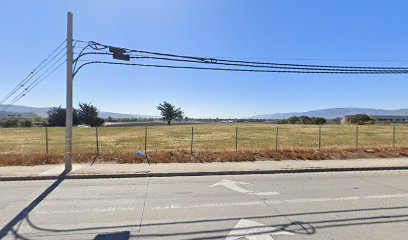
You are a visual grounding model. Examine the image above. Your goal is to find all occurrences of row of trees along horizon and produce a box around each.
[0,101,376,128]
[48,101,183,127]
[0,102,184,128]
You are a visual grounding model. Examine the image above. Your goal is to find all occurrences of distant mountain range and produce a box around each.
[0,104,159,119]
[2,105,408,120]
[253,108,408,119]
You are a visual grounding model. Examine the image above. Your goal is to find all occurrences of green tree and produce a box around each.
[47,107,66,126]
[0,118,19,128]
[275,119,289,124]
[47,106,80,126]
[311,117,327,125]
[157,101,184,125]
[77,102,105,127]
[299,116,312,124]
[20,119,33,127]
[288,116,299,124]
[345,114,374,125]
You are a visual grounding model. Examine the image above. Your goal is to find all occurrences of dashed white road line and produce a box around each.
[35,206,136,215]
[33,193,408,215]
[150,193,408,210]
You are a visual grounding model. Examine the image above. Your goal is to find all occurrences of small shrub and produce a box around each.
[0,118,19,128]
[20,119,33,128]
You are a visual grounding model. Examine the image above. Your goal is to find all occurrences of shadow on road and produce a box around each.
[94,231,130,240]
[0,171,67,239]
[2,173,408,239]
[11,203,408,239]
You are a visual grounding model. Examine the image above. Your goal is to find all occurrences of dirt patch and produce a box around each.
[1,148,408,166]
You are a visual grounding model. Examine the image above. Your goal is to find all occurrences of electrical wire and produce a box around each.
[1,54,66,112]
[74,60,408,77]
[87,41,408,71]
[211,56,408,63]
[6,38,408,112]
[0,39,66,105]
[124,54,408,73]
[66,47,408,74]
[0,48,66,110]
[71,50,408,74]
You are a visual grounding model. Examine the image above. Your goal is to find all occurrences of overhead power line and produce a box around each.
[210,57,408,63]
[0,39,67,112]
[4,58,66,110]
[73,51,408,74]
[74,40,408,74]
[5,38,408,112]
[74,60,408,76]
[8,54,66,103]
[123,54,408,72]
[0,39,66,106]
[83,52,408,73]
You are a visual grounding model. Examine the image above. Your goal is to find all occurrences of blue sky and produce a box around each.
[1,0,408,118]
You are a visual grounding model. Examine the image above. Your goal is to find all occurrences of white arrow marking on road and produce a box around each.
[210,180,279,196]
[226,219,294,240]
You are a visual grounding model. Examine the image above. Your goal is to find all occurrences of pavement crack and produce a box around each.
[136,177,151,240]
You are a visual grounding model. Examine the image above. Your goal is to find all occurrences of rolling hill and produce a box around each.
[253,108,408,119]
[0,104,158,119]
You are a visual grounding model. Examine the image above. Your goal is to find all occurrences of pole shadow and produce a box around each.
[94,231,130,240]
[0,171,67,239]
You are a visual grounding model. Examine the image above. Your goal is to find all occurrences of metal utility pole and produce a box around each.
[318,126,322,151]
[275,126,279,150]
[235,127,238,153]
[64,12,73,172]
[144,126,147,153]
[355,125,359,149]
[393,125,396,149]
[45,127,49,155]
[191,127,194,154]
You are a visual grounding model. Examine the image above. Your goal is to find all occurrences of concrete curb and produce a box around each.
[1,166,408,181]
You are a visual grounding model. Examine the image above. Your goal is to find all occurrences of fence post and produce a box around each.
[235,127,238,153]
[275,126,279,150]
[191,127,194,154]
[318,126,322,151]
[393,125,396,149]
[95,126,99,156]
[45,127,49,155]
[355,125,359,149]
[144,126,147,153]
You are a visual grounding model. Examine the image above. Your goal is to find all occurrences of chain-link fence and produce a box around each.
[1,124,408,157]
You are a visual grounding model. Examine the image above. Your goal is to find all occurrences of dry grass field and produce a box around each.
[1,123,408,165]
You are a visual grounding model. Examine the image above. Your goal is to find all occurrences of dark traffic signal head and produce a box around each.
[109,47,130,61]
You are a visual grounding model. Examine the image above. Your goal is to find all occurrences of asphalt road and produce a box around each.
[1,171,408,239]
